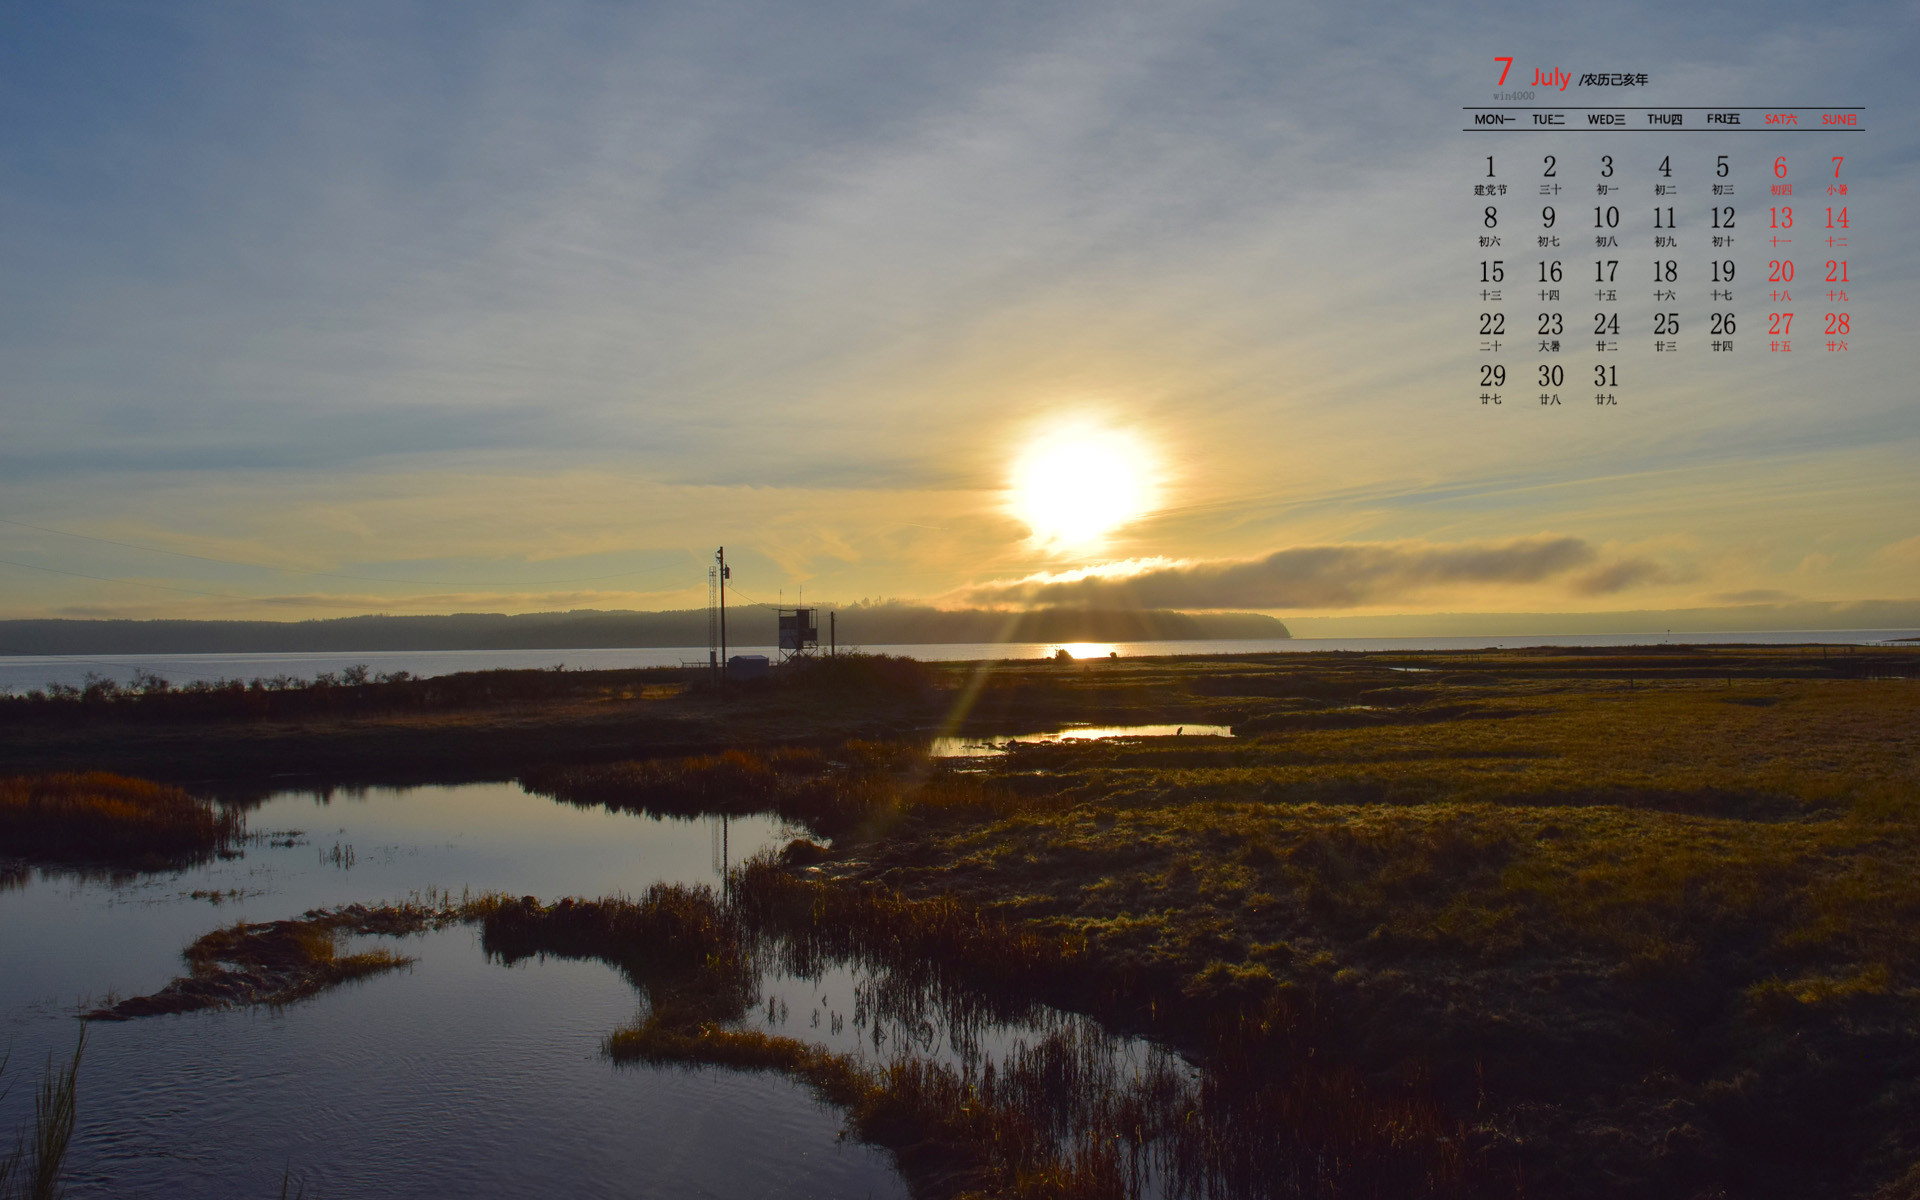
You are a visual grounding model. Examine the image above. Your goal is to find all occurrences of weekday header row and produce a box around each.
[1463,108,1863,132]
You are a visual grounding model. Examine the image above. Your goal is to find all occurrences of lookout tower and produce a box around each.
[777,607,818,662]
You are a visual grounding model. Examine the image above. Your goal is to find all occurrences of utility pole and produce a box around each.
[706,564,719,680]
[830,611,836,657]
[716,546,729,681]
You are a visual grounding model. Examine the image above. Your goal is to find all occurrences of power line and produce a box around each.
[721,584,791,612]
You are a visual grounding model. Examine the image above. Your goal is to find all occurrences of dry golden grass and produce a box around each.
[88,902,454,1020]
[0,772,241,868]
[1009,678,1920,815]
[833,672,1920,1199]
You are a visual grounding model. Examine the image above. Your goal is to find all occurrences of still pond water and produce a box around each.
[1,783,917,1199]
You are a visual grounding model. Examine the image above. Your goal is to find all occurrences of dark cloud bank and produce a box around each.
[967,536,1670,610]
[0,606,1285,656]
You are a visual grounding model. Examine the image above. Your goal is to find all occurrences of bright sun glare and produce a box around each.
[1008,425,1157,549]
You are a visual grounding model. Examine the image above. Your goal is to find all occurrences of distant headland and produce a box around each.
[0,605,1289,656]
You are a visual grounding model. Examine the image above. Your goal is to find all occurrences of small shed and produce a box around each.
[727,654,770,681]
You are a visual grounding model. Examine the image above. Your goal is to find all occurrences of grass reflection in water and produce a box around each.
[473,863,1470,1200]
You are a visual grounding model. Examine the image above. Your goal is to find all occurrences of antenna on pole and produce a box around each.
[706,562,719,682]
[716,546,729,685]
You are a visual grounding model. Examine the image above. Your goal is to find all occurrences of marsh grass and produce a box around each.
[737,861,1475,1199]
[474,879,1474,1200]
[474,889,756,1023]
[87,902,458,1020]
[478,889,1136,1199]
[610,1021,1144,1200]
[0,1031,83,1200]
[0,664,698,723]
[0,773,241,870]
[522,742,1025,838]
[842,676,1920,1198]
[0,654,936,733]
[769,653,939,699]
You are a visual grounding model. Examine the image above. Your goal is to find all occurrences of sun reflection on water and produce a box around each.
[1050,642,1117,659]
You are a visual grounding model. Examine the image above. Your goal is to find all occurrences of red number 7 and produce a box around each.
[1832,156,1843,178]
[1496,57,1513,86]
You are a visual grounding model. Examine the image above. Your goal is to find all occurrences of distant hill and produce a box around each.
[0,605,1288,656]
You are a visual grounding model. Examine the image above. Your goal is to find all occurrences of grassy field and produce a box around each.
[846,656,1920,1199]
[14,645,1920,1197]
[525,648,1920,1198]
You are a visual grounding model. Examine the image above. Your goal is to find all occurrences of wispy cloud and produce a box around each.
[1572,559,1682,596]
[1712,589,1797,605]
[1875,535,1920,566]
[962,536,1672,610]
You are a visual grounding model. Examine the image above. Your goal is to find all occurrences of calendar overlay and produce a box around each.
[1464,101,1863,407]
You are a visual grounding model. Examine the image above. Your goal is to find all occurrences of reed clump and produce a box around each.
[474,876,1475,1200]
[524,748,838,816]
[733,858,1093,1017]
[479,887,1127,1199]
[0,773,241,870]
[87,902,455,1020]
[0,1031,84,1200]
[733,860,1476,1198]
[769,653,939,699]
[474,889,757,1027]
[612,1022,1135,1200]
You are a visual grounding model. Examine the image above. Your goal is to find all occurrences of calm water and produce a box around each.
[0,783,909,1199]
[3,629,1914,693]
[929,724,1235,757]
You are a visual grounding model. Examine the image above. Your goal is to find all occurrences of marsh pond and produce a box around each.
[3,742,1227,1199]
[1,782,929,1197]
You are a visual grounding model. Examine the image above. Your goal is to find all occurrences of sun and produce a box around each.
[1007,423,1157,549]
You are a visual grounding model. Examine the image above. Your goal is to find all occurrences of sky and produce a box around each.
[2,0,1917,633]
